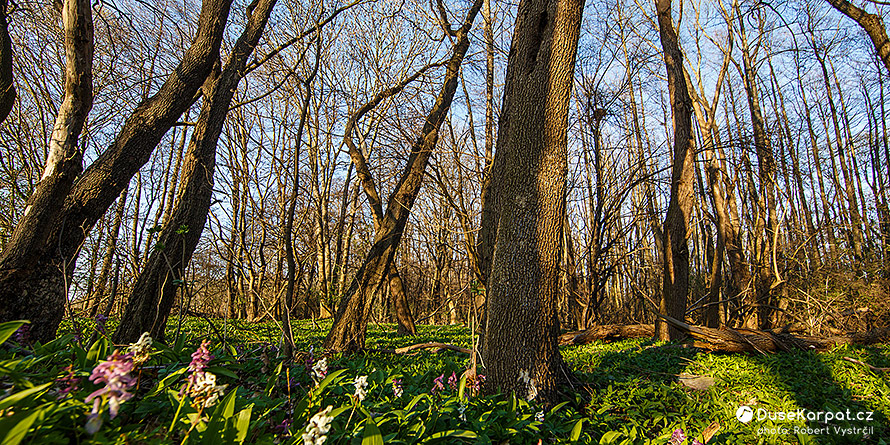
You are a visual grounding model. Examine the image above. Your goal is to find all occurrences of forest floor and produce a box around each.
[0,318,888,444]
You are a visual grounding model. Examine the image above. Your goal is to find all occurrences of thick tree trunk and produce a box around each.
[0,0,233,342]
[324,0,483,352]
[655,0,696,341]
[113,0,275,344]
[481,0,583,403]
[0,0,93,341]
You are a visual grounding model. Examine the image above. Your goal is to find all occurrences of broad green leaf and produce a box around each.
[0,320,28,346]
[420,430,477,443]
[361,417,384,445]
[569,419,584,441]
[84,337,109,367]
[206,366,238,381]
[0,408,40,445]
[233,405,253,443]
[314,368,348,395]
[0,383,52,411]
[147,367,187,398]
[457,374,467,401]
[600,431,622,444]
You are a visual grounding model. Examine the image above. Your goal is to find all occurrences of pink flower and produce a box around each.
[447,372,458,390]
[85,350,136,418]
[56,364,80,399]
[431,374,445,394]
[669,428,686,445]
[188,339,213,373]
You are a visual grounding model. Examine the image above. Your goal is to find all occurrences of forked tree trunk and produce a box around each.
[481,0,583,403]
[655,0,696,341]
[0,0,93,341]
[112,0,275,344]
[324,0,483,352]
[0,0,233,343]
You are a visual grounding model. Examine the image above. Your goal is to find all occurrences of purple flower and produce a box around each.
[669,428,686,445]
[56,364,80,399]
[95,315,108,335]
[431,374,445,395]
[189,339,213,373]
[447,371,459,390]
[392,378,403,398]
[181,340,227,408]
[84,349,137,433]
[273,417,292,437]
[13,324,31,345]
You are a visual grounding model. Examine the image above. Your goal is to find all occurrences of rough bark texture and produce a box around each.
[113,0,275,344]
[0,0,93,341]
[0,0,14,124]
[0,0,233,342]
[826,0,890,74]
[323,0,483,353]
[481,0,583,403]
[655,0,696,340]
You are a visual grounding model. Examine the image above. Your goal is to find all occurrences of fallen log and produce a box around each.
[656,311,890,353]
[559,324,655,346]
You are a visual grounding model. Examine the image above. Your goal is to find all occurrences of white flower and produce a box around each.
[127,332,153,364]
[353,375,368,401]
[302,405,334,445]
[311,358,328,381]
[535,410,544,422]
[189,371,228,408]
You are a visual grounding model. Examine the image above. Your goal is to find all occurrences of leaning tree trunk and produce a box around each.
[112,0,274,344]
[655,0,696,341]
[481,0,583,403]
[0,0,93,341]
[323,0,484,353]
[0,0,233,343]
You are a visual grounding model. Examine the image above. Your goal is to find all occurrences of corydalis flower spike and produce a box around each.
[353,375,368,401]
[302,405,334,445]
[669,428,687,445]
[84,350,137,434]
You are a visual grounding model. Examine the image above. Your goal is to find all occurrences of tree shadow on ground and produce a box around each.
[563,339,888,444]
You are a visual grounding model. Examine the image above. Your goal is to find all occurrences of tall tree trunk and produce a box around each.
[655,0,696,340]
[481,0,583,402]
[0,0,233,342]
[813,46,864,262]
[89,188,128,317]
[0,0,93,340]
[113,0,275,344]
[735,11,780,329]
[324,0,484,352]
